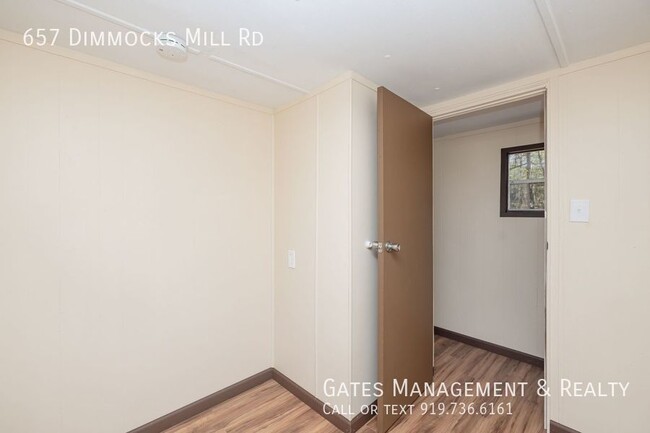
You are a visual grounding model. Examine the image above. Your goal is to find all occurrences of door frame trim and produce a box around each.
[427,79,555,431]
[427,83,547,122]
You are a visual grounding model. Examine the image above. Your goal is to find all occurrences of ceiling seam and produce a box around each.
[53,0,309,94]
[534,0,570,67]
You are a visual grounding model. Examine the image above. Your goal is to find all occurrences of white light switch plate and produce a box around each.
[288,250,296,269]
[570,199,590,222]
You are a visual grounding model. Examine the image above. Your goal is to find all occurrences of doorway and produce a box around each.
[433,95,547,431]
[374,91,548,433]
[433,95,546,364]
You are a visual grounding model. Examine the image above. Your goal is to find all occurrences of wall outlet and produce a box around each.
[288,249,296,269]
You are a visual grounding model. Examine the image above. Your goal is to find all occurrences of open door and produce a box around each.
[377,87,433,432]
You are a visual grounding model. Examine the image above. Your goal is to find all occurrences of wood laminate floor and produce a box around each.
[164,336,544,433]
[357,336,544,433]
[163,379,340,433]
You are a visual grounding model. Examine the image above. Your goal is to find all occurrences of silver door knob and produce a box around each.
[365,241,383,253]
[385,241,400,253]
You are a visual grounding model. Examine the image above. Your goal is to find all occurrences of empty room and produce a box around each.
[1,1,649,433]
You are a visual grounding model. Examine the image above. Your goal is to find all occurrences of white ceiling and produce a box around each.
[1,0,649,109]
[434,96,544,138]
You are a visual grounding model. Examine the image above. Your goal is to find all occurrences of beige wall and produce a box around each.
[273,93,318,395]
[434,120,546,357]
[548,50,650,433]
[0,39,273,433]
[425,44,650,432]
[273,78,378,418]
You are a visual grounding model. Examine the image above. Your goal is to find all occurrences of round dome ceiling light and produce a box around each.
[156,34,188,62]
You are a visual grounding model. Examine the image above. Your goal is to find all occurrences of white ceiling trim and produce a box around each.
[205,54,308,94]
[53,0,309,94]
[274,71,378,113]
[56,0,150,35]
[534,0,570,67]
[0,28,273,113]
[423,41,650,120]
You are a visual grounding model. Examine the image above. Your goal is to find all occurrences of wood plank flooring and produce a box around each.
[164,336,544,433]
[357,336,544,433]
[163,379,340,433]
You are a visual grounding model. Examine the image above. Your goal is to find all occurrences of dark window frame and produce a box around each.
[500,143,545,218]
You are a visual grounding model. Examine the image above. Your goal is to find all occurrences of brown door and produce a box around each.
[377,87,433,433]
